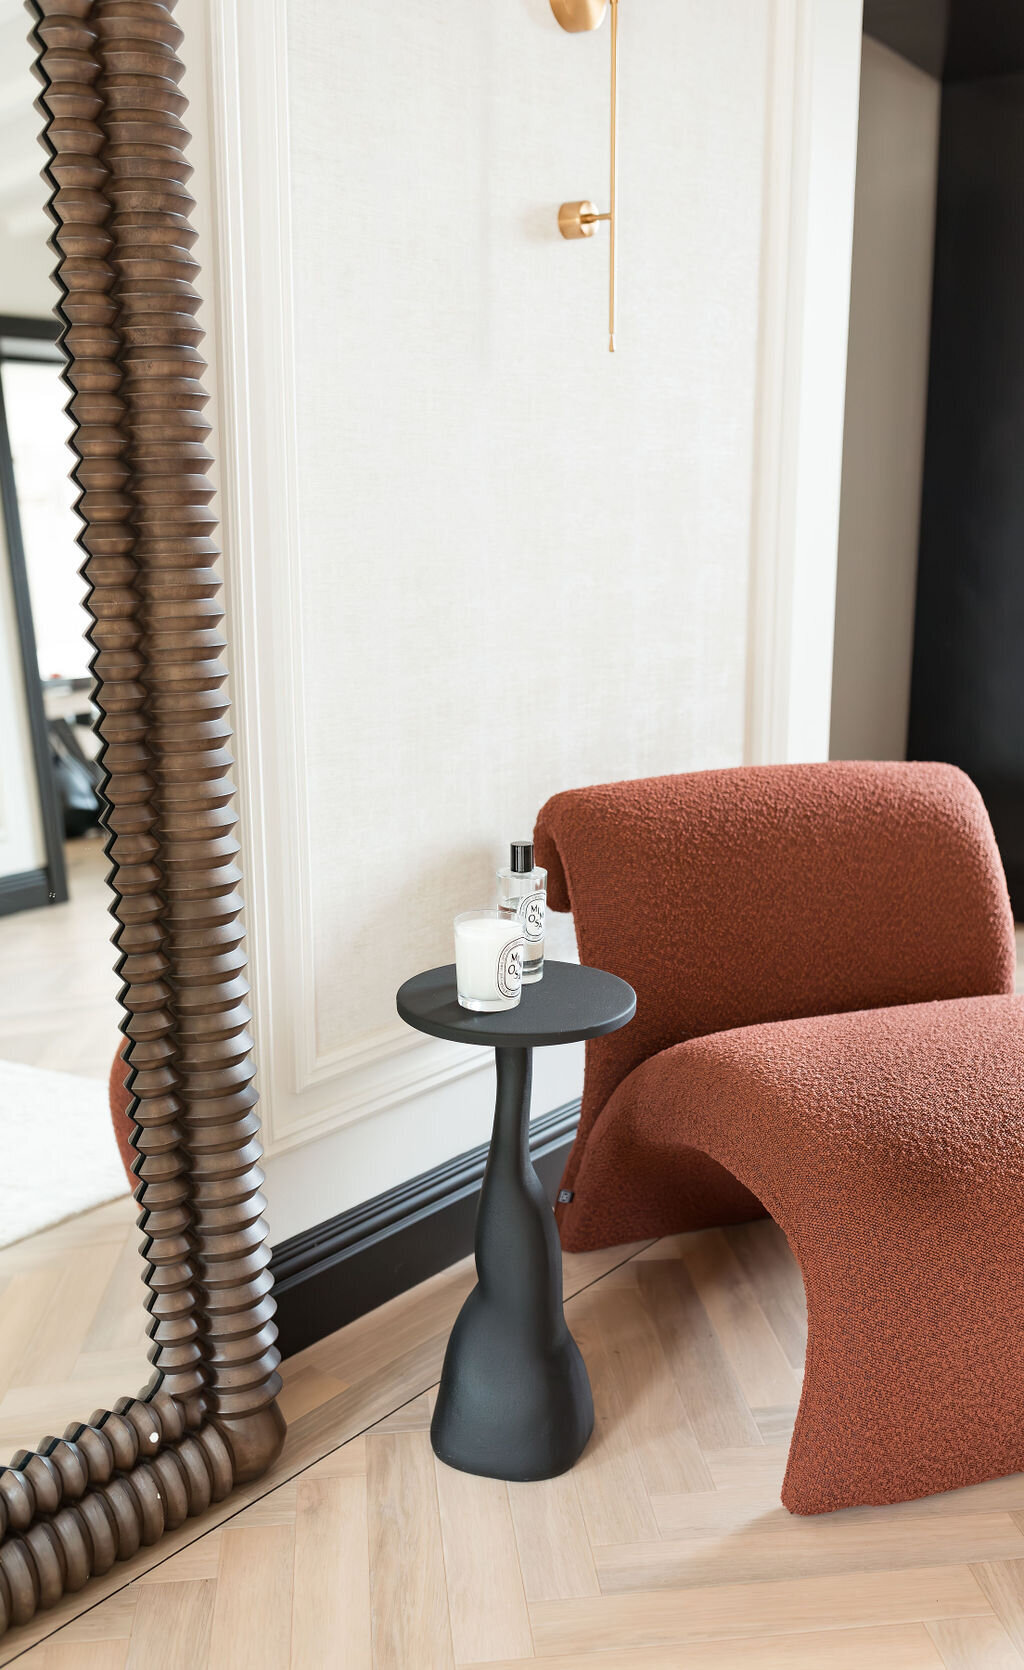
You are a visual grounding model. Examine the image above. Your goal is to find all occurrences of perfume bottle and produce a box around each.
[497,841,547,983]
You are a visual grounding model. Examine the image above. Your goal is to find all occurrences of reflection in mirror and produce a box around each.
[0,1,147,1462]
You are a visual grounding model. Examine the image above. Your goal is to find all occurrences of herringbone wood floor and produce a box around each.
[3,927,1023,1665]
[9,1220,1024,1670]
[0,1193,148,1464]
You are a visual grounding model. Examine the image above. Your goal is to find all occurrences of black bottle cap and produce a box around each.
[510,840,534,874]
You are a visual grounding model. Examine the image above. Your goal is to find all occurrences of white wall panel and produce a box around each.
[287,0,764,1063]
[201,0,862,1241]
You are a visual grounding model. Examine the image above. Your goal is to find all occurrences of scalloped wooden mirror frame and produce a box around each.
[0,0,285,1639]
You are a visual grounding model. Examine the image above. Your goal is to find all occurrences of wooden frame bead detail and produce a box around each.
[0,0,285,1640]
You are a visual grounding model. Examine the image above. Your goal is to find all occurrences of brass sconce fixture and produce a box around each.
[551,0,619,351]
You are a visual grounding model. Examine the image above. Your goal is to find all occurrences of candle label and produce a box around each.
[518,891,546,943]
[496,936,525,999]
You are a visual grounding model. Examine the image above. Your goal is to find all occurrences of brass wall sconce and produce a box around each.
[551,0,619,351]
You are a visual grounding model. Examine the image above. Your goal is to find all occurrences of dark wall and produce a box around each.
[863,0,1024,81]
[907,74,1024,913]
[863,0,949,78]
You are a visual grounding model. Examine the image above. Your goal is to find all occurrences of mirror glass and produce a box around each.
[0,1,149,1461]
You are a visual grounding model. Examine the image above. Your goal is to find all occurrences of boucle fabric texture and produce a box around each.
[581,995,1024,1512]
[534,761,1021,1512]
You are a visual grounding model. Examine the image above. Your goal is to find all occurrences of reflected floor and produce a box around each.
[0,1192,148,1462]
[0,837,140,1460]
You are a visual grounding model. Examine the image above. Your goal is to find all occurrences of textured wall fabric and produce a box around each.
[535,760,1015,1214]
[287,0,768,1060]
[534,761,1021,1512]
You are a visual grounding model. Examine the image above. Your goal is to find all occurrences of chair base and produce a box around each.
[555,993,1024,1514]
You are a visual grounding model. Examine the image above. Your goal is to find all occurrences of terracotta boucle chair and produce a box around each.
[534,761,1024,1514]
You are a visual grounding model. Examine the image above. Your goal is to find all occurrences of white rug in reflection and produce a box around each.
[0,1058,129,1249]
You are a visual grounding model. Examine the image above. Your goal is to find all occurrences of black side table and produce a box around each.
[396,959,636,1481]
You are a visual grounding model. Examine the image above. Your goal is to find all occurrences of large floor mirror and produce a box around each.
[0,1,284,1645]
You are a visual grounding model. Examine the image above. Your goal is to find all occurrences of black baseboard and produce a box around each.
[0,868,50,917]
[270,1099,580,1360]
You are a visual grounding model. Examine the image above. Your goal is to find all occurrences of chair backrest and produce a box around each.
[535,760,1015,1162]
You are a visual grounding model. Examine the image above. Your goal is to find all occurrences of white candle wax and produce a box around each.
[455,913,525,1012]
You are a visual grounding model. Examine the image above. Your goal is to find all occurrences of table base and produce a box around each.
[430,1045,594,1481]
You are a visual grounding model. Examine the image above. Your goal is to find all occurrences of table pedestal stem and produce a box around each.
[430,1045,594,1480]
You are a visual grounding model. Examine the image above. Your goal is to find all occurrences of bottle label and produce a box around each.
[496,936,525,999]
[518,891,546,943]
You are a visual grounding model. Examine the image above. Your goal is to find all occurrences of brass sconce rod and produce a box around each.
[552,0,619,352]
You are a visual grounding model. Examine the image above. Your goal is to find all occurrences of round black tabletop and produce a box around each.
[396,960,636,1050]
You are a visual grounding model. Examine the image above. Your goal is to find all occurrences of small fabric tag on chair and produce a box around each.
[557,1190,574,1204]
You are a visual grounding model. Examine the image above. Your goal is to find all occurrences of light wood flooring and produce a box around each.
[0,1193,149,1464]
[1,913,1021,1665]
[9,1219,1024,1669]
[0,836,140,1450]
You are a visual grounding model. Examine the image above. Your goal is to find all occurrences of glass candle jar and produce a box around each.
[454,909,525,1012]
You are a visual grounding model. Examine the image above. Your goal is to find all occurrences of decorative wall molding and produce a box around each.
[271,1099,581,1358]
[206,0,491,1157]
[207,0,861,1158]
[205,0,312,1121]
[284,1028,487,1153]
[745,0,808,768]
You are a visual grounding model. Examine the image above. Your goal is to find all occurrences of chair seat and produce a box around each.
[570,993,1024,1244]
[568,993,1024,1512]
